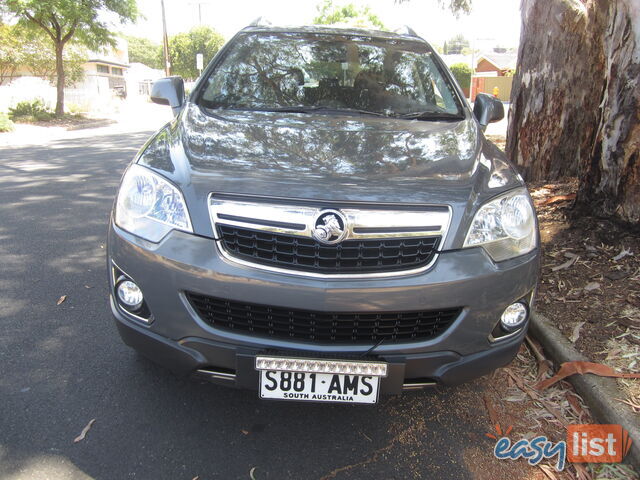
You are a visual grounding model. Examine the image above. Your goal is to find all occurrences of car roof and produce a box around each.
[239,25,430,45]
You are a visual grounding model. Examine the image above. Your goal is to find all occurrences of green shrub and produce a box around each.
[0,112,14,132]
[8,98,55,122]
[450,63,473,90]
[67,102,88,115]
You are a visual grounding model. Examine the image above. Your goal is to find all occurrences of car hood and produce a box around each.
[137,102,523,246]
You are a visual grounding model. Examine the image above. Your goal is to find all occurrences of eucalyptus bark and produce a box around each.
[576,0,640,223]
[507,0,640,223]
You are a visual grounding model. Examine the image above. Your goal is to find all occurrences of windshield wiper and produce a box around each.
[398,110,465,121]
[246,106,390,117]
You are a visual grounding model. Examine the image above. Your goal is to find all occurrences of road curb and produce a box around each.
[530,312,639,469]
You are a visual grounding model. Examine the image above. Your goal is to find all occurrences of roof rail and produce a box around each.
[248,16,272,27]
[394,25,419,37]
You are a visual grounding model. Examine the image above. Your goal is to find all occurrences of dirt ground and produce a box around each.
[531,179,640,411]
[472,338,638,479]
[13,115,116,130]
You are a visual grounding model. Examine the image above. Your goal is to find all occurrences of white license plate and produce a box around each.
[256,357,386,404]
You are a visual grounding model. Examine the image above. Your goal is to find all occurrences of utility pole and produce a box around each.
[161,0,171,76]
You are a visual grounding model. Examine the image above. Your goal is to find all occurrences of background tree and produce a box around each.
[168,26,224,80]
[313,0,386,30]
[443,34,469,54]
[20,27,87,86]
[3,0,137,116]
[0,24,22,85]
[506,0,639,223]
[126,35,162,70]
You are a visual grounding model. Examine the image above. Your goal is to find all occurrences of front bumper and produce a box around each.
[108,222,538,392]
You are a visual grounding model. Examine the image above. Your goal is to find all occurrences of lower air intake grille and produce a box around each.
[186,292,460,344]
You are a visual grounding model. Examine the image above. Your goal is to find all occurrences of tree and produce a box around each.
[396,0,471,17]
[0,24,22,85]
[20,27,87,86]
[168,26,224,80]
[0,24,86,86]
[313,0,386,30]
[126,35,162,70]
[444,34,469,54]
[506,0,639,223]
[3,0,138,116]
[449,62,472,90]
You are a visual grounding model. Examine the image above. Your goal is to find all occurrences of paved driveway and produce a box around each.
[1,129,505,480]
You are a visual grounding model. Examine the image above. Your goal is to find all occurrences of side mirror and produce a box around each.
[150,76,185,116]
[473,93,504,129]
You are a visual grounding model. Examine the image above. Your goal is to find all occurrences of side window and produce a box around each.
[418,56,458,111]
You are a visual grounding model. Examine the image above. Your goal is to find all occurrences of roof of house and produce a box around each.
[477,53,517,70]
[87,59,129,68]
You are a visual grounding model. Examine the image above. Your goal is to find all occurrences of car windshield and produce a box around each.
[198,31,464,118]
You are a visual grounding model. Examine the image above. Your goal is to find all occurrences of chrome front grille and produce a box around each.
[209,194,451,277]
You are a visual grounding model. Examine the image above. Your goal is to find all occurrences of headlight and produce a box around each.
[115,164,192,242]
[463,188,536,261]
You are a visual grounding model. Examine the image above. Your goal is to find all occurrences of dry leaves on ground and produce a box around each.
[73,418,96,443]
[535,361,640,390]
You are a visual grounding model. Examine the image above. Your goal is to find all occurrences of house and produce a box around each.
[125,62,164,97]
[80,38,130,96]
[475,53,517,76]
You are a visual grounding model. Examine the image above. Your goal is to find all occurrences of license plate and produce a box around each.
[255,356,386,404]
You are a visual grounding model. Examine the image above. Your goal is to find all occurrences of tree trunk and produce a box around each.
[575,0,640,223]
[55,42,65,117]
[506,0,607,181]
[507,0,640,224]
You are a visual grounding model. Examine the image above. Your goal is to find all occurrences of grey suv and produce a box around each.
[108,24,539,404]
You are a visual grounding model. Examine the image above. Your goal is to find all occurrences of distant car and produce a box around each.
[108,23,539,404]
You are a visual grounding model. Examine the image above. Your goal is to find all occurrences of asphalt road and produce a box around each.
[0,129,497,480]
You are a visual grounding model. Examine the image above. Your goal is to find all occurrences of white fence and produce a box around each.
[0,75,135,115]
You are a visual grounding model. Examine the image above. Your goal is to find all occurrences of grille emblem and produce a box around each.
[312,210,347,245]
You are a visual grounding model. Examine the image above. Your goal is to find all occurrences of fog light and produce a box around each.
[500,302,528,331]
[116,280,143,309]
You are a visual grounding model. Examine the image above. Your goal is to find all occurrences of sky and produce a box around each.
[121,0,522,50]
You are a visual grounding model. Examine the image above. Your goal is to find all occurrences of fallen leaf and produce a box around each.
[73,418,96,443]
[250,467,257,480]
[538,193,576,206]
[551,255,578,272]
[538,463,560,480]
[56,295,67,305]
[525,336,552,381]
[570,322,585,343]
[583,282,600,292]
[565,392,584,418]
[605,270,630,281]
[613,248,632,261]
[536,361,640,390]
[617,317,640,329]
[615,398,640,413]
[483,393,499,429]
